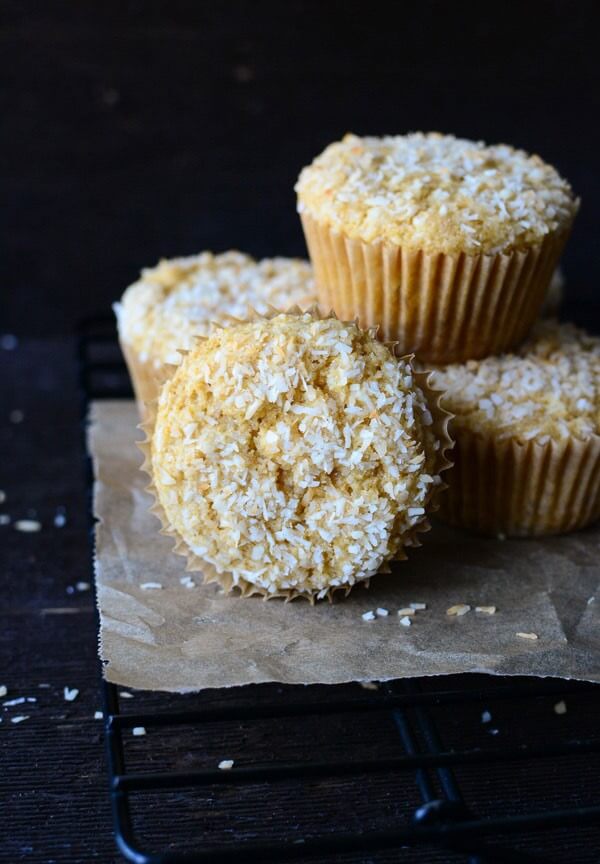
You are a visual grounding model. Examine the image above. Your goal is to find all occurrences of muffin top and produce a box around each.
[431,322,600,443]
[115,251,316,368]
[151,312,441,598]
[296,133,576,255]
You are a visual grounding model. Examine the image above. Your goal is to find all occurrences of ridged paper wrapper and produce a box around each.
[437,426,600,537]
[118,338,161,421]
[300,210,574,364]
[138,307,454,602]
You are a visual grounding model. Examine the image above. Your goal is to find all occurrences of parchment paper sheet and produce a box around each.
[90,400,600,691]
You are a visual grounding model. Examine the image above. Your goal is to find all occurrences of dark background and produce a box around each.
[2,0,599,336]
[2,4,600,863]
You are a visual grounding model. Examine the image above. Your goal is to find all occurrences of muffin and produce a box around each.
[296,133,578,363]
[115,251,316,414]
[142,310,452,601]
[431,321,600,536]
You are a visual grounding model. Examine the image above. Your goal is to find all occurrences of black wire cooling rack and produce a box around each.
[79,316,600,864]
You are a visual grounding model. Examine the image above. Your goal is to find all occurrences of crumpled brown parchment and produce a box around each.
[90,400,600,692]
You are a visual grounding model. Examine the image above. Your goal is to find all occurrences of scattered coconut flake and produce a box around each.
[399,615,412,627]
[360,681,379,691]
[180,575,196,589]
[488,728,499,736]
[0,685,6,698]
[476,606,496,614]
[38,683,51,689]
[54,513,67,528]
[132,726,146,736]
[94,711,103,720]
[481,710,492,724]
[447,604,471,616]
[140,582,162,590]
[26,697,37,703]
[63,687,79,702]
[554,700,567,715]
[0,515,11,525]
[587,596,595,605]
[361,611,376,622]
[409,602,427,610]
[66,585,75,595]
[14,519,41,533]
[120,691,134,699]
[516,632,538,640]
[4,697,25,707]
[218,759,234,770]
[76,581,90,592]
[375,607,389,617]
[397,608,415,617]
[11,715,29,724]
[0,491,5,503]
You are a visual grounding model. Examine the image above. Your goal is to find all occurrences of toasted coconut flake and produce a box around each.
[430,322,600,443]
[447,604,471,616]
[476,606,497,615]
[516,631,538,640]
[146,310,450,600]
[296,133,576,255]
[116,252,316,369]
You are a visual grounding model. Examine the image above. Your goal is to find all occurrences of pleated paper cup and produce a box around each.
[436,426,600,537]
[138,307,454,602]
[118,338,164,421]
[300,211,574,364]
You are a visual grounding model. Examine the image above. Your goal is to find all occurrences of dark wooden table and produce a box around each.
[2,3,599,862]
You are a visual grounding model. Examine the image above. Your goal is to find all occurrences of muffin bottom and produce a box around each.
[119,339,163,420]
[301,211,573,364]
[437,427,600,536]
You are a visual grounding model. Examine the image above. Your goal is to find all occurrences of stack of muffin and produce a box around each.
[117,132,600,601]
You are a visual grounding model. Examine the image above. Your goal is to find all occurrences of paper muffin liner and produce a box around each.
[300,210,574,364]
[138,306,454,602]
[436,426,600,537]
[118,338,164,421]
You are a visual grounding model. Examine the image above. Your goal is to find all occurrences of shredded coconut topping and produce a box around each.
[431,322,600,442]
[116,251,316,368]
[296,133,576,254]
[151,313,440,597]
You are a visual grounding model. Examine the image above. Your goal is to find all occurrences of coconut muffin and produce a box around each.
[296,133,577,362]
[115,251,316,413]
[144,311,451,600]
[431,321,600,536]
